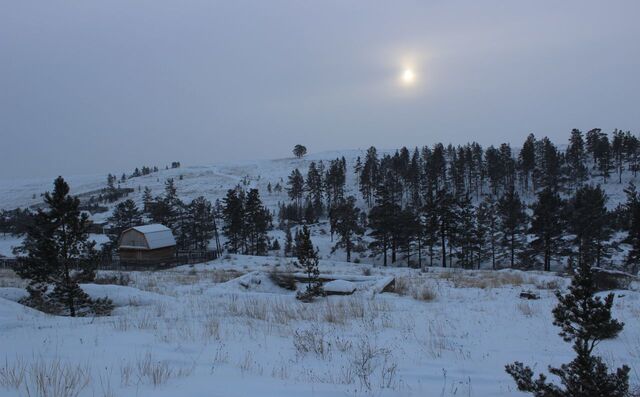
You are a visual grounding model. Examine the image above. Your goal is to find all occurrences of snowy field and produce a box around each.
[1,255,639,396]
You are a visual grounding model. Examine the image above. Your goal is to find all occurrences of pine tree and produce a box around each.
[325,159,346,209]
[421,193,441,267]
[565,129,588,190]
[497,188,527,268]
[434,190,457,267]
[142,186,153,213]
[293,144,307,158]
[185,196,215,250]
[305,162,324,216]
[624,131,639,177]
[596,133,612,183]
[368,174,401,266]
[518,134,536,193]
[565,185,611,268]
[505,260,629,396]
[329,197,364,262]
[109,199,142,235]
[529,187,565,271]
[287,169,305,208]
[611,129,625,184]
[622,182,640,274]
[485,146,504,195]
[151,178,184,232]
[244,189,271,255]
[453,195,479,269]
[294,226,323,301]
[15,177,113,317]
[476,195,498,269]
[222,188,245,253]
[538,137,561,191]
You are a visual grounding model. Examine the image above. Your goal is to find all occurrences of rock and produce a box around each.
[592,267,635,291]
[520,290,540,300]
[323,280,356,295]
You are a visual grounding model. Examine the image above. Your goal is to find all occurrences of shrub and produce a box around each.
[268,270,297,291]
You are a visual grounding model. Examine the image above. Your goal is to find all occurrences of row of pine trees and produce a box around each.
[276,129,640,272]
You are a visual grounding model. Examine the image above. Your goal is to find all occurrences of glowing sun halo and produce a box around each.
[401,68,415,85]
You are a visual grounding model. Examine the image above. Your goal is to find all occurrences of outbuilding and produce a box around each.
[118,224,176,267]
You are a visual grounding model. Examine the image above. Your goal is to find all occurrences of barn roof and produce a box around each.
[127,224,176,249]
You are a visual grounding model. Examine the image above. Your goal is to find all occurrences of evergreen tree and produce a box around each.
[293,144,307,158]
[287,169,305,207]
[395,207,421,267]
[142,186,153,213]
[622,182,640,274]
[329,197,364,262]
[185,196,215,250]
[15,177,113,317]
[434,190,457,267]
[565,129,588,190]
[476,196,498,269]
[325,159,346,209]
[505,260,629,396]
[611,129,625,184]
[150,178,184,232]
[421,193,441,267]
[565,185,611,267]
[518,134,536,193]
[596,133,612,183]
[294,226,323,301]
[529,188,565,271]
[538,137,561,191]
[109,199,142,235]
[222,188,245,253]
[305,162,324,216]
[244,189,271,255]
[485,146,504,195]
[368,173,402,266]
[453,195,479,269]
[624,131,639,177]
[497,188,527,268]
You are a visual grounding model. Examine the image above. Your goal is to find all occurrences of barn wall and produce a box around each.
[119,246,176,268]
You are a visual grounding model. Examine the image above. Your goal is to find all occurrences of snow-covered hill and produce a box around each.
[1,148,639,264]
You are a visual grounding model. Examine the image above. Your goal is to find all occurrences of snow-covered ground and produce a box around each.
[0,256,638,396]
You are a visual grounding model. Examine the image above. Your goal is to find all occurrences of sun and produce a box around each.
[401,68,415,85]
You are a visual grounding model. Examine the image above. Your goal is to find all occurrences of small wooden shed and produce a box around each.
[118,224,176,267]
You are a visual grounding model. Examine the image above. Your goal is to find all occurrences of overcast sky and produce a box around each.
[1,1,639,179]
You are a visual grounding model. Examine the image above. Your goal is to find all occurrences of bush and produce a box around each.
[412,285,436,301]
[268,270,297,291]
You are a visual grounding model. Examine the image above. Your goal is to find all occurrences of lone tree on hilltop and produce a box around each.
[293,144,307,158]
[505,259,629,396]
[15,177,113,317]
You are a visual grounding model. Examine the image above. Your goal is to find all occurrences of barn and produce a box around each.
[118,224,176,267]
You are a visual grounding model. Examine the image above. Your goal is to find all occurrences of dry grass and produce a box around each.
[0,357,91,397]
[395,277,437,301]
[436,270,529,289]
